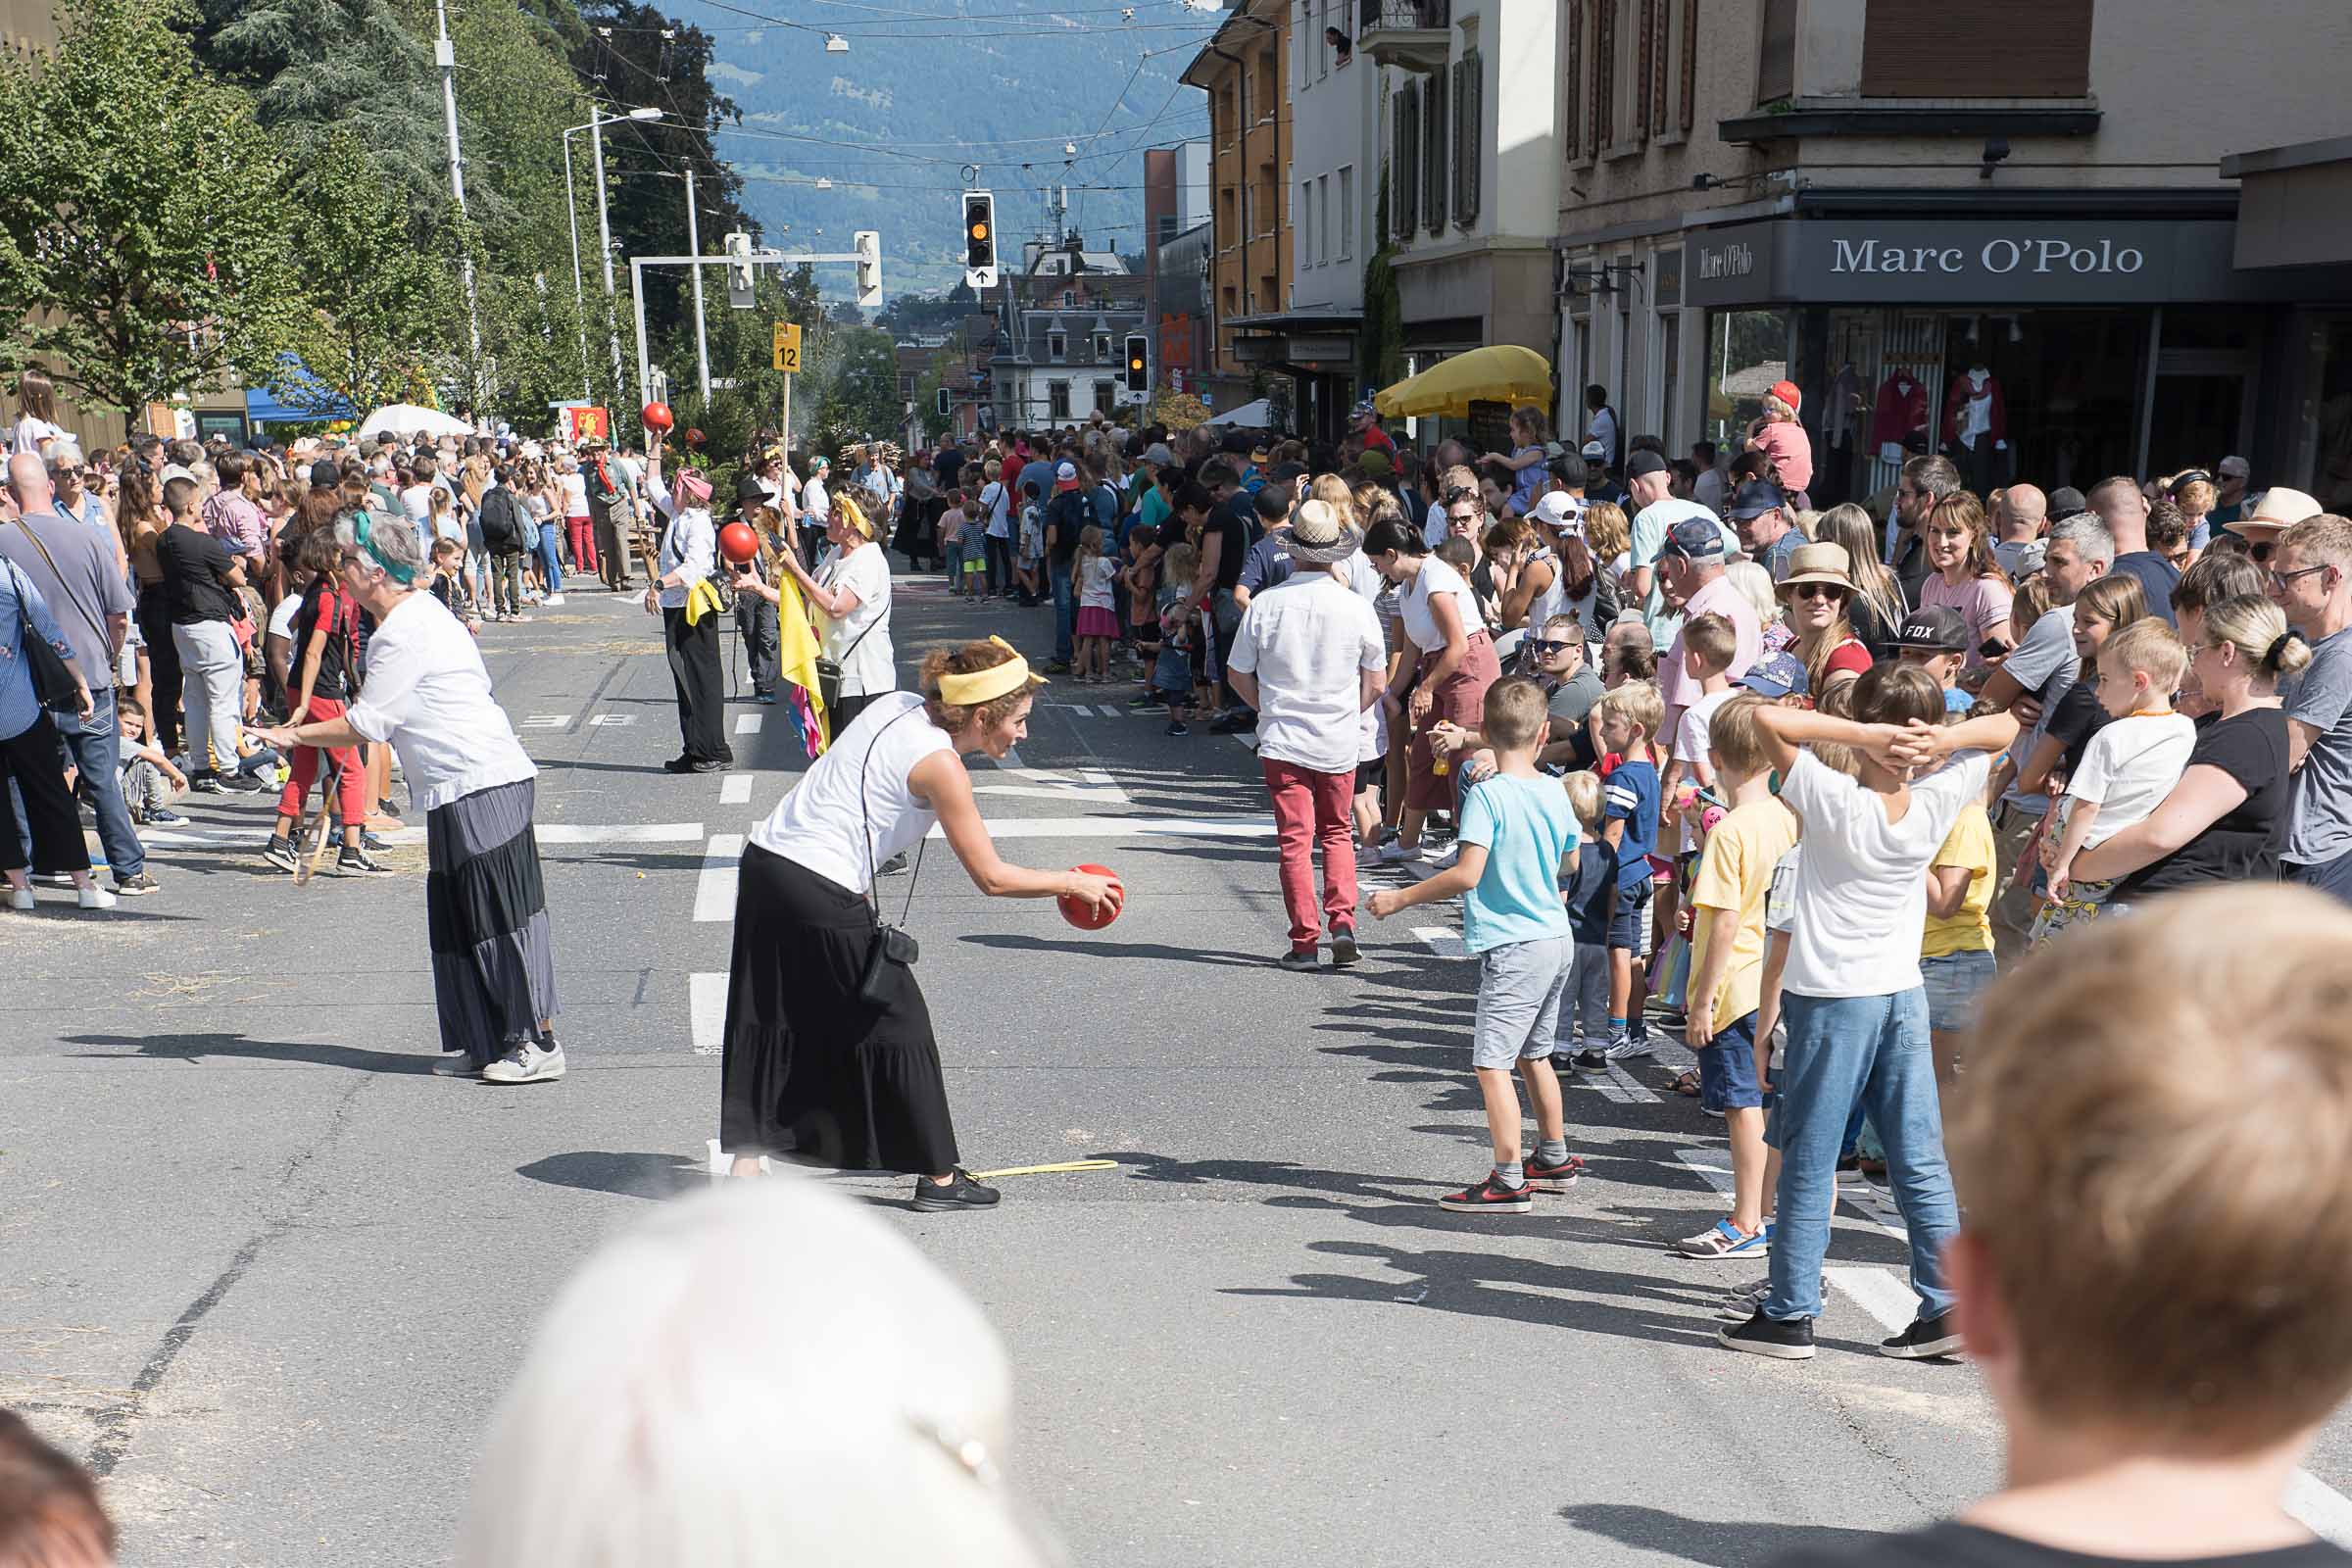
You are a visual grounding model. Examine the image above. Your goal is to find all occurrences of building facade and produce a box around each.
[987,242,1151,431]
[1181,0,1292,416]
[1553,0,2352,505]
[1141,140,1211,401]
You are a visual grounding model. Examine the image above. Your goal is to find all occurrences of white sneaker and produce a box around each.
[544,592,565,606]
[430,1052,482,1078]
[482,1039,565,1083]
[77,885,117,910]
[6,887,31,911]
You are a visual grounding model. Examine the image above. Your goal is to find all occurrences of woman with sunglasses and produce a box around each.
[1812,502,1909,657]
[1779,542,1876,704]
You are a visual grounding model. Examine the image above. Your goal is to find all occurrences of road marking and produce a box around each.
[588,712,635,727]
[719,773,755,805]
[1068,707,1095,719]
[926,814,1280,841]
[970,766,1130,806]
[522,714,566,728]
[1593,1062,1663,1102]
[139,822,702,849]
[690,971,727,1054]
[694,834,744,922]
[538,822,705,844]
[735,712,763,735]
[1410,926,1468,958]
[2284,1470,2352,1548]
[1823,1265,1920,1334]
[1098,704,1123,718]
[1675,1149,1735,1198]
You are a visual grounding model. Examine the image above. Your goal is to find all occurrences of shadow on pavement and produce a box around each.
[64,1031,432,1073]
[517,1149,706,1199]
[1556,1502,1886,1566]
[958,933,1272,967]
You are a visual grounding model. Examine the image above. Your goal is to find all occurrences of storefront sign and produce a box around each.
[1684,219,2275,308]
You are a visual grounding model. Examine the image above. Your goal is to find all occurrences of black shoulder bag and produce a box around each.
[4,558,83,714]
[855,704,929,1008]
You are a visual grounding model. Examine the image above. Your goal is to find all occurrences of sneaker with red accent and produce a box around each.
[1524,1152,1584,1192]
[1437,1172,1534,1213]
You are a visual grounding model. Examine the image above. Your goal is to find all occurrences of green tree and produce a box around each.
[0,0,302,412]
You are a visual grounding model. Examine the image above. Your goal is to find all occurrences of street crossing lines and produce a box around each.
[923,814,1280,841]
[1409,926,1468,958]
[587,712,635,727]
[1588,1062,1663,1103]
[694,835,744,922]
[521,714,566,728]
[719,773,755,805]
[537,822,704,845]
[735,712,764,735]
[690,972,727,1054]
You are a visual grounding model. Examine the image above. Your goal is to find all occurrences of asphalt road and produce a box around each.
[8,574,2352,1566]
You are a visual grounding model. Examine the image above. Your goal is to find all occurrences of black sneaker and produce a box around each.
[191,772,226,795]
[1439,1171,1534,1213]
[337,845,394,877]
[1574,1048,1607,1070]
[1208,711,1257,734]
[113,871,160,896]
[1330,928,1360,968]
[148,808,188,826]
[1164,719,1190,737]
[262,836,300,873]
[377,798,402,819]
[1276,948,1321,972]
[1717,1309,1816,1359]
[1524,1152,1584,1192]
[1127,691,1165,709]
[1879,1309,1964,1360]
[911,1168,1002,1212]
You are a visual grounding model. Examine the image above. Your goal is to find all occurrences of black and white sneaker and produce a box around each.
[1718,1309,1816,1359]
[911,1168,1002,1212]
[482,1039,565,1083]
[337,845,393,876]
[1574,1048,1608,1070]
[1438,1172,1534,1213]
[1879,1310,1964,1360]
[1329,928,1360,968]
[190,772,227,795]
[262,836,300,872]
[112,872,160,896]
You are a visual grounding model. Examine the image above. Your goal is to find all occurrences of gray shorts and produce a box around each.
[1472,934,1574,1070]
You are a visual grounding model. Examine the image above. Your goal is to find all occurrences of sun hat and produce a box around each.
[1778,541,1857,592]
[1283,498,1363,565]
[1739,651,1809,699]
[2230,485,2323,539]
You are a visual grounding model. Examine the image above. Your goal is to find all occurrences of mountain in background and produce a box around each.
[663,0,1213,303]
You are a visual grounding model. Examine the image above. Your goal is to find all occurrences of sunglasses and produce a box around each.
[1446,510,1479,524]
[1788,581,1847,601]
[1528,638,1576,656]
[2270,564,2330,591]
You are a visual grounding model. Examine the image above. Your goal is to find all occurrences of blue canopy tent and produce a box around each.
[245,357,354,426]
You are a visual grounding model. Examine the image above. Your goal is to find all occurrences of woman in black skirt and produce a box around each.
[720,636,1121,1209]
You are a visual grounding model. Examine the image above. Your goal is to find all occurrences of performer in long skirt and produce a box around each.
[718,635,1120,1208]
[249,509,564,1083]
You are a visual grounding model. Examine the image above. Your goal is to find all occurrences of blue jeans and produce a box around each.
[1051,561,1076,663]
[1764,988,1957,1324]
[32,687,143,878]
[537,523,564,591]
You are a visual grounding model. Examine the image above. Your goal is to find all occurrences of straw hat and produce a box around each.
[1778,541,1857,592]
[2229,485,2323,539]
[1284,498,1363,565]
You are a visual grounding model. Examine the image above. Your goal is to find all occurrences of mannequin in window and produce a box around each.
[1869,369,1930,465]
[1941,365,2009,493]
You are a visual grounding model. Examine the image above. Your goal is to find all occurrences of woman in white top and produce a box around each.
[720,638,1120,1208]
[1364,514,1501,861]
[736,482,895,735]
[248,511,564,1084]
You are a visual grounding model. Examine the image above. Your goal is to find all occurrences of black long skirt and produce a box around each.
[718,843,959,1173]
[425,777,559,1062]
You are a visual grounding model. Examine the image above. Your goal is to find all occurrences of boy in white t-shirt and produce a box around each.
[2034,619,2195,945]
[1719,664,2022,1363]
[1663,612,1738,857]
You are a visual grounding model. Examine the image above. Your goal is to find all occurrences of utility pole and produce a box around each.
[683,171,710,402]
[434,0,482,390]
[592,118,625,404]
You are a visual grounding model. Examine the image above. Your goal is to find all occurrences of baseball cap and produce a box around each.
[2219,455,2250,478]
[1054,460,1080,491]
[1580,439,1608,463]
[1144,442,1175,466]
[308,458,341,489]
[1727,479,1787,520]
[1656,514,1727,563]
[1768,379,1802,413]
[1739,651,1808,699]
[1531,491,1585,533]
[1624,449,1672,482]
[1892,606,1970,655]
[1350,398,1379,420]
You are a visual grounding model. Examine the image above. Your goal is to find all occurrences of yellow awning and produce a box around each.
[1373,344,1553,419]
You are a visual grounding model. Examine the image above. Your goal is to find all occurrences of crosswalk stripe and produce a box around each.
[690,972,727,1054]
[719,773,754,805]
[694,834,743,922]
[924,814,1280,841]
[1410,926,1468,958]
[735,712,763,735]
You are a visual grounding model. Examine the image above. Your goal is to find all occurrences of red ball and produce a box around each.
[684,426,707,449]
[1057,863,1123,930]
[641,401,673,432]
[718,520,760,565]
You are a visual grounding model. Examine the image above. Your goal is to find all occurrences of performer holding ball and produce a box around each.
[719,636,1122,1209]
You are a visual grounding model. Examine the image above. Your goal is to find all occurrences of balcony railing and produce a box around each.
[1359,0,1449,71]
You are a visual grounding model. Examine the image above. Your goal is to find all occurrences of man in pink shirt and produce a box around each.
[199,451,269,567]
[1654,514,1761,738]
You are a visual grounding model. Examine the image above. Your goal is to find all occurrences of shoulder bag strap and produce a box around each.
[824,549,890,663]
[10,519,113,666]
[857,702,927,924]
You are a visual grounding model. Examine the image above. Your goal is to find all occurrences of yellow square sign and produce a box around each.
[771,321,802,372]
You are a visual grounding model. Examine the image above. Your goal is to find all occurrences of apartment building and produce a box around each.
[1180,0,1292,416]
[987,241,1152,430]
[1553,0,2352,506]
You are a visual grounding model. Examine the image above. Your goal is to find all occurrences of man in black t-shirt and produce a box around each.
[1042,460,1094,671]
[153,475,265,793]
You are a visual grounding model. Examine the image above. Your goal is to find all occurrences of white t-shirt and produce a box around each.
[981,480,1012,539]
[1079,555,1117,611]
[398,484,436,528]
[1422,496,1451,551]
[803,475,831,524]
[2065,710,2197,848]
[817,541,895,697]
[343,591,537,813]
[10,416,65,457]
[1398,556,1484,655]
[558,471,589,517]
[1672,686,1737,852]
[266,592,303,642]
[749,690,951,895]
[1225,573,1387,775]
[1779,746,1992,1000]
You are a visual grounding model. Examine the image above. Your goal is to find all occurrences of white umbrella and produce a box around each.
[356,403,472,440]
[1203,397,1271,427]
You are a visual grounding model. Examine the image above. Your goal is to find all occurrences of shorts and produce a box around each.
[1919,949,1996,1033]
[1354,759,1385,793]
[1471,934,1573,1070]
[1696,1010,1763,1112]
[1606,878,1654,955]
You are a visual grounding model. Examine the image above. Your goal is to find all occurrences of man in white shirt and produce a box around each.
[1225,500,1387,972]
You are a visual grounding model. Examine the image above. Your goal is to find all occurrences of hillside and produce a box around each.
[664,0,1215,301]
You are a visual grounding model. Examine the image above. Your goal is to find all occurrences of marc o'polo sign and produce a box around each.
[1683,220,2244,306]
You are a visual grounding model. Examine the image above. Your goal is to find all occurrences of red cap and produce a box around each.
[1769,379,1801,413]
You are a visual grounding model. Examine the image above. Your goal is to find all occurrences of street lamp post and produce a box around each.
[561,106,662,408]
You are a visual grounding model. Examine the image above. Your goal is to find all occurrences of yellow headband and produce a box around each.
[936,636,1043,707]
[836,493,873,539]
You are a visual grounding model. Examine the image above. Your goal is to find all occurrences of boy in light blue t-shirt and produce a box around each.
[1370,678,1583,1213]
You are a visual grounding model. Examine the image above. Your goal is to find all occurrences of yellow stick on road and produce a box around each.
[966,1159,1119,1180]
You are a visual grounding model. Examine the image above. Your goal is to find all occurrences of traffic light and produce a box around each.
[962,191,998,287]
[936,386,951,417]
[1123,333,1148,395]
[853,229,882,309]
[723,230,755,308]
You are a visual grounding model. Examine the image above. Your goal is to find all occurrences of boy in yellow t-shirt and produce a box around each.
[1675,694,1801,1261]
[1920,796,1998,1086]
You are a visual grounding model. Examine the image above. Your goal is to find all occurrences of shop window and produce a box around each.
[1862,0,2091,98]
[2304,317,2352,512]
[1705,308,1791,448]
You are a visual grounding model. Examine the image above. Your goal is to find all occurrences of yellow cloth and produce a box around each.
[682,576,725,627]
[1687,797,1802,1034]
[771,571,832,746]
[1922,802,1998,957]
[1373,345,1553,419]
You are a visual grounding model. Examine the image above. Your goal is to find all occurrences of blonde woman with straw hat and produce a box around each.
[717,636,1122,1208]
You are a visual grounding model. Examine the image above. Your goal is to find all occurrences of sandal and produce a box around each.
[1676,1218,1772,1260]
[1668,1067,1701,1098]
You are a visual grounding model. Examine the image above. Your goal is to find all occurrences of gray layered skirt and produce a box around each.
[425,777,559,1062]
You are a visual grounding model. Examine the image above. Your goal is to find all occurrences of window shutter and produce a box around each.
[1650,0,1670,136]
[1594,0,1616,148]
[1394,80,1419,240]
[1680,0,1697,131]
[1563,1,1583,161]
[1862,0,2091,96]
[1452,52,1481,226]
[1636,0,1653,142]
[1422,66,1446,235]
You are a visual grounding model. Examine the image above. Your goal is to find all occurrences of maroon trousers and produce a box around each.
[1261,757,1359,953]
